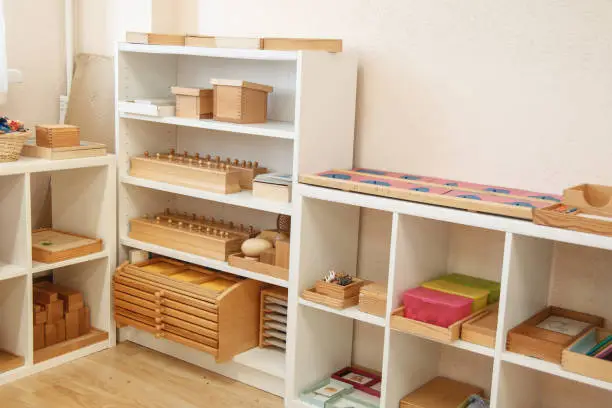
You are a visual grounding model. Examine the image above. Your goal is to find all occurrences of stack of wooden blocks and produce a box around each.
[259,287,288,351]
[33,282,90,351]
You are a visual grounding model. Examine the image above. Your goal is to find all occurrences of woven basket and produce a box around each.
[0,131,31,162]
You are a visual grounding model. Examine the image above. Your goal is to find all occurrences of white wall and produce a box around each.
[196,0,612,194]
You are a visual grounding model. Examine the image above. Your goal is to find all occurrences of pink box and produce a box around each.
[402,287,474,328]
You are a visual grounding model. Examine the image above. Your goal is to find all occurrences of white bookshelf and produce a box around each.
[115,42,358,398]
[286,183,612,408]
[0,155,116,385]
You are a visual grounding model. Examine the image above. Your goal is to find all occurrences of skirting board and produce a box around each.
[118,327,285,397]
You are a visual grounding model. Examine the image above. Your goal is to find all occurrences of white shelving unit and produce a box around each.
[0,155,116,385]
[286,183,612,408]
[115,42,358,398]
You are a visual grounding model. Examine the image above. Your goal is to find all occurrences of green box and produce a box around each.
[441,273,501,304]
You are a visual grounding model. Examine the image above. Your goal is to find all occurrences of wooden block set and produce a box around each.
[259,287,288,351]
[128,209,258,261]
[21,124,106,160]
[129,149,268,193]
[391,274,501,344]
[113,258,262,362]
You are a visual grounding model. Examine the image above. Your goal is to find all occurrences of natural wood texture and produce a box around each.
[260,287,288,349]
[171,87,213,119]
[65,310,80,340]
[31,229,103,263]
[55,319,66,343]
[46,300,64,324]
[0,342,283,408]
[35,125,80,148]
[252,181,292,202]
[33,329,109,364]
[563,184,612,216]
[507,306,604,363]
[260,247,276,265]
[533,203,612,237]
[35,281,84,312]
[274,240,291,269]
[262,38,343,52]
[21,140,106,160]
[562,328,612,383]
[185,35,264,49]
[33,324,45,351]
[211,79,273,124]
[126,32,186,46]
[461,308,498,348]
[301,288,359,309]
[228,254,289,281]
[358,282,387,317]
[315,278,365,299]
[44,323,57,347]
[399,376,484,408]
[0,350,24,374]
[391,304,497,344]
[33,286,57,304]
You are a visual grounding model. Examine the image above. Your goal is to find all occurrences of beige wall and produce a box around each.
[195,0,612,194]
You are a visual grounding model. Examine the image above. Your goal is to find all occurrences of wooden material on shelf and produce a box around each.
[274,240,290,269]
[399,376,484,408]
[262,38,342,52]
[301,288,359,310]
[253,181,292,202]
[260,287,288,350]
[211,79,273,124]
[35,125,80,148]
[21,140,106,160]
[33,324,45,351]
[32,229,103,263]
[460,308,498,349]
[118,99,175,117]
[126,32,185,46]
[563,184,612,217]
[113,258,263,362]
[534,203,612,237]
[391,304,497,344]
[129,152,242,194]
[228,254,289,281]
[171,87,213,119]
[185,35,263,49]
[0,350,24,373]
[358,282,387,317]
[507,306,604,363]
[129,211,254,261]
[315,278,365,300]
[300,169,561,220]
[562,328,612,383]
[35,281,84,312]
[33,329,109,363]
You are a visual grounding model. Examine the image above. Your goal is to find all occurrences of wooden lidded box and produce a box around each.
[171,87,213,119]
[210,79,273,124]
[399,376,483,408]
[36,125,80,148]
[461,308,498,349]
[32,229,103,263]
[562,327,612,383]
[507,306,603,363]
[358,282,387,317]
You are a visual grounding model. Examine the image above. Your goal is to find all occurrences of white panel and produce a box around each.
[0,276,28,359]
[438,346,494,398]
[495,362,540,408]
[447,224,506,281]
[0,175,28,267]
[117,52,178,101]
[351,321,384,373]
[356,209,392,283]
[118,119,177,176]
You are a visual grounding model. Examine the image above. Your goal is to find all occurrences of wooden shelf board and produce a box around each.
[31,250,109,274]
[120,237,289,288]
[0,155,114,176]
[0,351,24,374]
[298,297,386,327]
[33,329,109,364]
[233,347,286,379]
[121,175,293,215]
[502,351,612,392]
[120,112,295,140]
[0,263,27,281]
[119,42,299,61]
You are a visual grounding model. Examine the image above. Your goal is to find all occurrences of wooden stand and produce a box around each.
[562,327,612,383]
[259,287,288,350]
[211,79,273,124]
[33,329,109,363]
[32,229,103,263]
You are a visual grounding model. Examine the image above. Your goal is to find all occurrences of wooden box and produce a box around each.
[113,258,263,362]
[186,35,263,49]
[563,184,612,217]
[399,377,483,408]
[506,306,603,363]
[171,87,213,119]
[253,181,292,203]
[211,79,273,124]
[228,254,289,281]
[21,140,106,160]
[533,203,612,237]
[358,282,387,317]
[460,308,498,349]
[391,303,496,344]
[275,240,290,269]
[32,229,103,263]
[126,32,185,46]
[562,328,612,383]
[259,287,288,350]
[36,125,80,148]
[35,281,84,312]
[262,38,342,52]
[315,278,365,300]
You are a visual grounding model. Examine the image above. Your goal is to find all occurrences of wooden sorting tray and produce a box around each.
[460,308,498,349]
[260,287,288,350]
[33,329,108,364]
[228,254,289,281]
[391,303,497,344]
[562,327,612,383]
[32,229,103,263]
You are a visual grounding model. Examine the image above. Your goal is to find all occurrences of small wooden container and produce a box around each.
[32,229,103,263]
[171,87,213,119]
[533,203,612,237]
[399,377,483,408]
[562,327,612,383]
[315,278,365,300]
[461,308,498,349]
[301,288,360,310]
[253,181,292,203]
[563,184,612,217]
[36,125,80,148]
[358,282,387,317]
[211,79,273,124]
[506,306,603,363]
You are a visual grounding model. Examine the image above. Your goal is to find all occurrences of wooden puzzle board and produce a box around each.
[32,230,98,252]
[300,168,562,220]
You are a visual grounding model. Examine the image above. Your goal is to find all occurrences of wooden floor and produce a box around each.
[0,342,283,408]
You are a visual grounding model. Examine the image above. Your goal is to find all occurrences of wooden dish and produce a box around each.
[32,229,103,263]
[563,184,612,217]
[228,253,289,281]
[562,327,612,383]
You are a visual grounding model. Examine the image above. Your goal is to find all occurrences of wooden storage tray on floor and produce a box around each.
[260,287,288,350]
[391,303,498,344]
[32,229,103,263]
[228,254,289,281]
[562,327,612,383]
[113,258,263,362]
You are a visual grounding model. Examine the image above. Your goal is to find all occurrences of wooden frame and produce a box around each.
[358,282,387,318]
[562,327,612,383]
[331,366,382,397]
[32,229,103,263]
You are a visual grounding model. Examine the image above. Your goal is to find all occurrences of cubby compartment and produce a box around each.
[0,276,28,375]
[0,174,29,278]
[385,330,494,407]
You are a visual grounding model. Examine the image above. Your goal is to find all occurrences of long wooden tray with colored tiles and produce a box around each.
[299,168,561,220]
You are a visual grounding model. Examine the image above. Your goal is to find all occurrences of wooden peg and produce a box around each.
[192,213,197,220]
[233,159,239,166]
[155,216,161,224]
[167,218,173,226]
[188,158,193,165]
[206,227,211,235]
[198,159,203,167]
[195,153,200,160]
[156,153,160,160]
[178,221,183,229]
[249,225,254,236]
[215,156,221,165]
[248,161,253,168]
[170,148,176,155]
[184,150,188,158]
[241,160,247,168]
[205,154,211,161]
[207,162,212,169]
[224,232,229,238]
[226,158,231,165]
[229,221,234,229]
[144,151,149,158]
[165,208,170,215]
[188,224,193,231]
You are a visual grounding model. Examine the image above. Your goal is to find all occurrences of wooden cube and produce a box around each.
[65,310,80,340]
[36,282,83,313]
[211,79,273,124]
[36,125,80,148]
[55,319,66,343]
[33,286,58,304]
[33,324,45,350]
[44,323,57,347]
[275,240,290,269]
[46,300,65,324]
[259,248,276,265]
[78,306,91,335]
[171,87,213,119]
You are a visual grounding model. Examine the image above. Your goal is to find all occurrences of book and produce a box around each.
[536,316,592,337]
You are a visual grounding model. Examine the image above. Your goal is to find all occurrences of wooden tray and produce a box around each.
[460,308,498,348]
[32,229,103,263]
[21,140,106,160]
[563,184,612,217]
[33,329,108,363]
[301,288,359,309]
[533,203,612,237]
[228,254,289,281]
[358,282,387,317]
[0,350,24,373]
[391,303,497,344]
[315,278,365,300]
[562,327,612,383]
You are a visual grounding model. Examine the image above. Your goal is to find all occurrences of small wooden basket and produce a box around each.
[0,131,31,162]
[315,278,365,300]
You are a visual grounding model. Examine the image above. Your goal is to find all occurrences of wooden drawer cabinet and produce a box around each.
[113,258,262,362]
